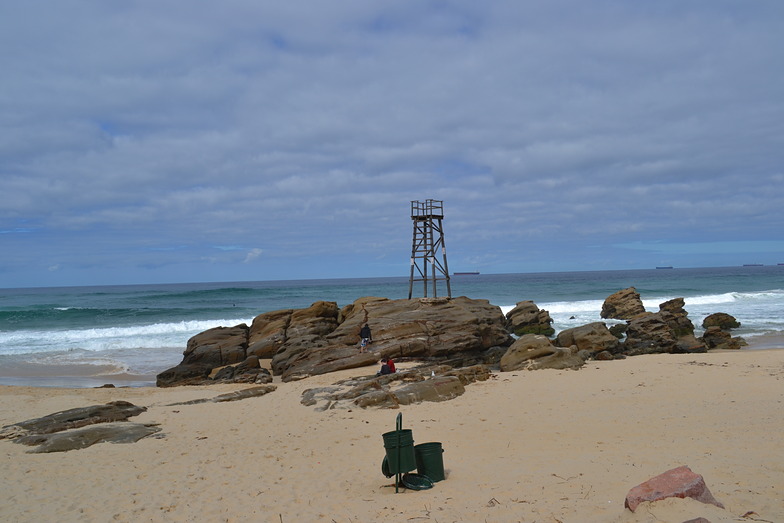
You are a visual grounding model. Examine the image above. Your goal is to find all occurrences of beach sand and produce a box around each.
[1,349,782,522]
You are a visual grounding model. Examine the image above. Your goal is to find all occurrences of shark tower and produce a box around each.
[408,199,451,299]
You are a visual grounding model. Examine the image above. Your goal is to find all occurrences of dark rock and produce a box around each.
[500,335,586,371]
[701,327,746,350]
[156,363,213,387]
[622,313,678,355]
[609,323,627,339]
[157,324,249,386]
[659,298,695,337]
[0,401,157,453]
[674,334,708,353]
[17,422,161,453]
[0,401,146,439]
[624,465,724,512]
[505,300,554,336]
[702,313,741,330]
[555,322,620,354]
[601,287,646,320]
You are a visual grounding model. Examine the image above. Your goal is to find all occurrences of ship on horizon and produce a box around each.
[453,271,480,275]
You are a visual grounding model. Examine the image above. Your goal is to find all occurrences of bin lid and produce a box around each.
[401,473,434,490]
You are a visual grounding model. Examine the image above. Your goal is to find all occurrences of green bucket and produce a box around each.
[382,429,416,474]
[415,442,445,482]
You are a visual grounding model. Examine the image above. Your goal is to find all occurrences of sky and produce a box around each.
[2,1,784,288]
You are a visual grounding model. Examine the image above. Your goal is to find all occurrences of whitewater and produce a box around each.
[1,266,782,386]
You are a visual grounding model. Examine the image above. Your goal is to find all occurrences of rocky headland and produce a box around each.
[157,287,746,396]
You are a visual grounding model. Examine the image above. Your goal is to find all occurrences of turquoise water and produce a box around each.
[1,265,782,385]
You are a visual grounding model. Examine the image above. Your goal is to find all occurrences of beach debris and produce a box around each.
[0,400,146,439]
[0,401,160,453]
[624,465,725,512]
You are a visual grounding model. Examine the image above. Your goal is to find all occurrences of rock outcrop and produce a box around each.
[601,287,646,320]
[625,465,724,512]
[0,401,159,453]
[158,296,513,386]
[505,301,554,336]
[555,322,620,354]
[701,326,747,350]
[500,334,587,371]
[300,364,490,410]
[702,312,741,330]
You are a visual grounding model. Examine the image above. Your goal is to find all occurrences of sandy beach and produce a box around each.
[2,349,782,523]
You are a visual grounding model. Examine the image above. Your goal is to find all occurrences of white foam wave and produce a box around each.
[0,317,253,356]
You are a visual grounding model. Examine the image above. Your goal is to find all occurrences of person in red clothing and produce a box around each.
[376,357,396,376]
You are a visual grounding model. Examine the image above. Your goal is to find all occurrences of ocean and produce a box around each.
[1,265,783,387]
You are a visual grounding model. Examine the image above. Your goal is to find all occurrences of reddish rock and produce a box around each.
[624,465,724,512]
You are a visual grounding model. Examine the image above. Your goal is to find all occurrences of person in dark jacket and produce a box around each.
[376,357,395,376]
[359,323,372,352]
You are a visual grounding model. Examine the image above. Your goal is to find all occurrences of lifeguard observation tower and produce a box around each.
[408,199,451,299]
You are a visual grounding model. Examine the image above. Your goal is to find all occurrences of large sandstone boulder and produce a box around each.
[658,298,695,336]
[701,326,746,350]
[555,322,620,354]
[247,309,292,358]
[622,313,678,355]
[505,301,554,336]
[157,324,250,386]
[158,296,513,386]
[702,312,741,330]
[500,334,586,371]
[271,301,341,375]
[279,296,512,381]
[601,287,646,320]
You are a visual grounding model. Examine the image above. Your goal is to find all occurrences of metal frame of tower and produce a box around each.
[408,199,451,299]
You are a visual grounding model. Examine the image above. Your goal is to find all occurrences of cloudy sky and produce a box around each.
[2,1,783,288]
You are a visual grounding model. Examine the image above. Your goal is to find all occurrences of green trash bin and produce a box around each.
[415,442,445,482]
[382,429,416,474]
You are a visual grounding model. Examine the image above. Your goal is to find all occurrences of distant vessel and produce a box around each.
[743,264,764,267]
[655,266,674,269]
[453,271,480,275]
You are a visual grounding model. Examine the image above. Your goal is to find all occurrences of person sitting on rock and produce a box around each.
[376,357,395,376]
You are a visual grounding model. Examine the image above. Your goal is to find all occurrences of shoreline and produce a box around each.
[2,349,783,522]
[2,333,782,389]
